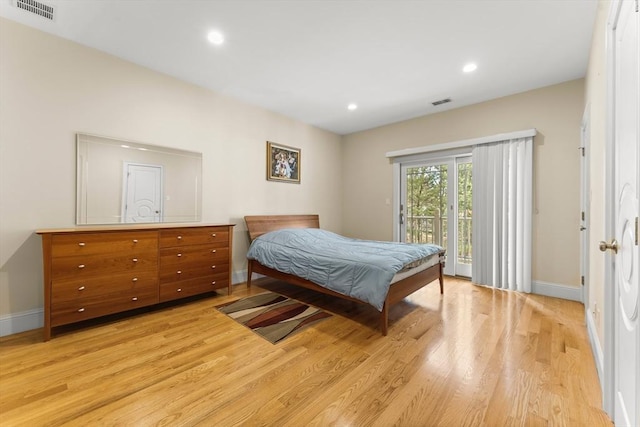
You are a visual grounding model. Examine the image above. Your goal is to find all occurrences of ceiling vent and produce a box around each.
[14,0,55,21]
[431,98,452,106]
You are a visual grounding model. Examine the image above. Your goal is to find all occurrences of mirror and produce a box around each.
[76,133,202,225]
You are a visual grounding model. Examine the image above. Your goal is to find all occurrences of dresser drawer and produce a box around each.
[50,285,158,327]
[160,261,229,283]
[159,275,229,302]
[159,245,229,268]
[51,270,158,304]
[159,227,229,248]
[51,252,157,280]
[51,231,157,258]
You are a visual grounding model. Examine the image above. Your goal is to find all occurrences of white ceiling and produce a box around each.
[0,0,598,135]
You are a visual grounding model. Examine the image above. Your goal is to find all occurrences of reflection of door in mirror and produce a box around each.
[122,163,163,223]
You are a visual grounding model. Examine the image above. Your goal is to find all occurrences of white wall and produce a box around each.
[0,18,343,324]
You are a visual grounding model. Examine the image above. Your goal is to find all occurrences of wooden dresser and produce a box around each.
[37,224,234,340]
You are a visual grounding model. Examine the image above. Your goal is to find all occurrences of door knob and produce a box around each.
[599,239,618,254]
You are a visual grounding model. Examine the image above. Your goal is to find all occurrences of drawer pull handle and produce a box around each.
[78,286,85,291]
[211,265,216,269]
[78,264,85,269]
[211,281,216,285]
[177,253,182,257]
[177,270,182,274]
[211,249,217,253]
[133,239,138,243]
[211,233,217,237]
[132,258,138,263]
[177,288,182,292]
[132,277,138,282]
[177,236,182,240]
[132,297,138,301]
[78,242,85,247]
[78,308,85,313]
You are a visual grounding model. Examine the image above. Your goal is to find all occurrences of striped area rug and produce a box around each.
[216,292,332,344]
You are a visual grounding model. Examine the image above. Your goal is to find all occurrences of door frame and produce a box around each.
[603,0,617,415]
[603,0,639,419]
[580,104,591,304]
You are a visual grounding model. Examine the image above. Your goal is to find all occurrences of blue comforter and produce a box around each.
[246,228,443,311]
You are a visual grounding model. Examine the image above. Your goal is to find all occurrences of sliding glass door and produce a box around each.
[455,159,472,277]
[400,157,472,277]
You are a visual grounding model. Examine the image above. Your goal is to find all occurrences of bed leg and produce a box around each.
[247,260,253,288]
[439,264,444,294]
[381,302,389,336]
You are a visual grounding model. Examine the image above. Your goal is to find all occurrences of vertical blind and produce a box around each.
[471,136,533,292]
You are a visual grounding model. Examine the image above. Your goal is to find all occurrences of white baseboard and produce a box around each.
[231,269,265,286]
[531,280,582,302]
[0,308,43,337]
[232,269,247,286]
[585,308,605,389]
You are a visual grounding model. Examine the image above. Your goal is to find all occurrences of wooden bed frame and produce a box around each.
[244,214,444,335]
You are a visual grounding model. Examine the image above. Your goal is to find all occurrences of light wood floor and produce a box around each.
[0,277,611,426]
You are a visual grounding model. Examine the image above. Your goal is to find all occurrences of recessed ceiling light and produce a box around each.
[207,31,225,45]
[463,63,477,73]
[347,103,358,111]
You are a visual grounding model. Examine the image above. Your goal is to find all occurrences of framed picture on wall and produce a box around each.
[266,141,301,183]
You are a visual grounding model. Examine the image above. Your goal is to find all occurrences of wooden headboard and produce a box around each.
[244,214,320,241]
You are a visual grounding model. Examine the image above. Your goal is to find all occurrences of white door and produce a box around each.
[122,163,163,223]
[605,1,639,425]
[399,157,472,277]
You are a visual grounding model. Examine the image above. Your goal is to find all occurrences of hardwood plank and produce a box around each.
[0,278,611,426]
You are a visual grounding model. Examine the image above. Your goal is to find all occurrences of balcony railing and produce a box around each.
[406,215,472,264]
[406,215,446,245]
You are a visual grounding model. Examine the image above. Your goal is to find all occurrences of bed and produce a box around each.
[244,215,444,336]
[244,214,445,335]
